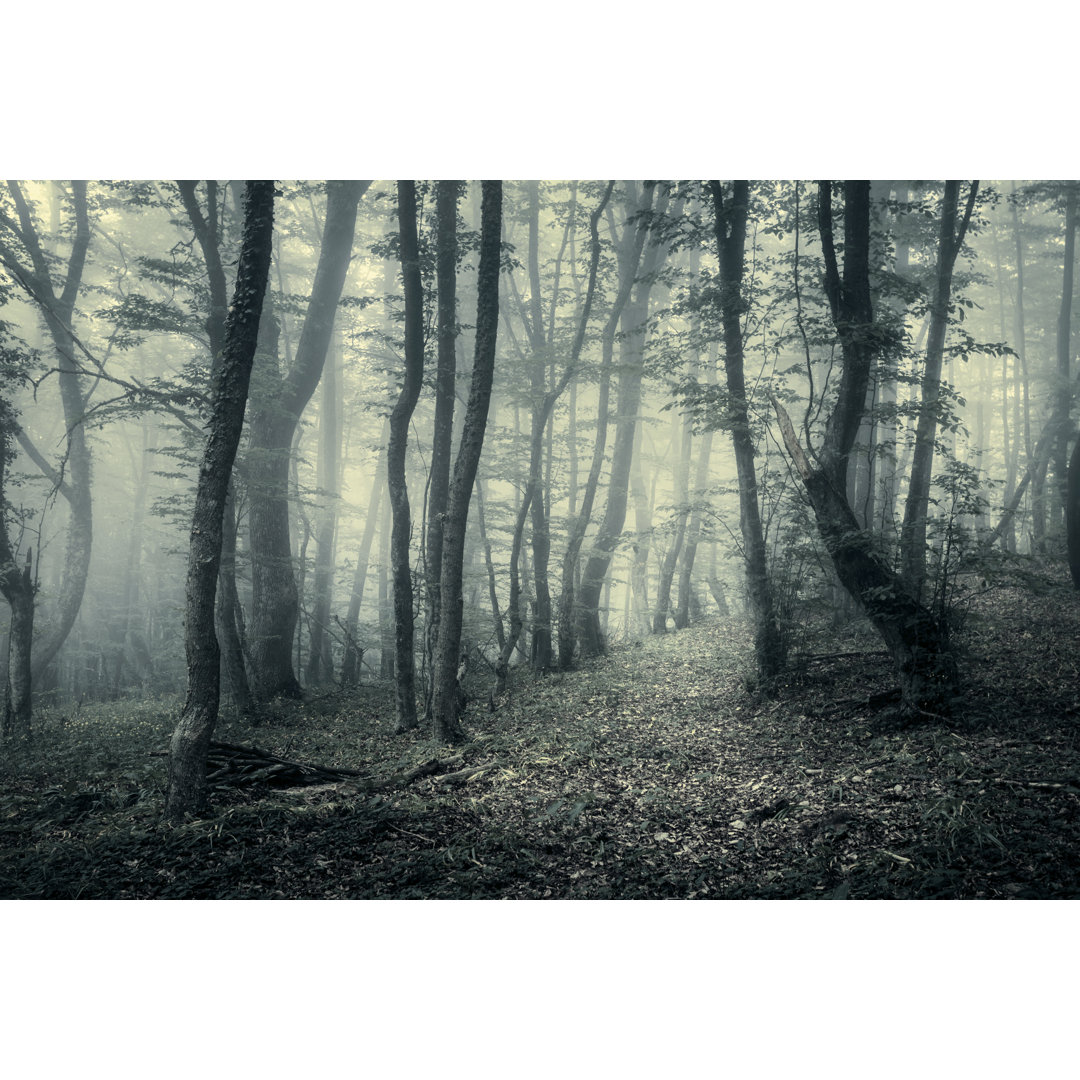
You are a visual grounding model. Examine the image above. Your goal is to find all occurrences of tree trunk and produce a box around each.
[578,183,671,657]
[773,181,957,715]
[246,180,367,700]
[388,181,426,732]
[709,180,785,686]
[2,182,93,685]
[305,342,342,685]
[424,181,461,711]
[557,192,645,668]
[165,180,274,823]
[655,387,693,633]
[430,181,502,744]
[489,182,613,684]
[1052,183,1077,546]
[900,181,978,594]
[341,429,388,687]
[0,389,35,741]
[177,181,254,711]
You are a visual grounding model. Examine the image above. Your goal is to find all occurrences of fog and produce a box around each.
[0,180,1076,716]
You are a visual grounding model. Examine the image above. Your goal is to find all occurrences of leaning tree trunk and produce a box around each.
[165,180,274,823]
[772,181,957,715]
[430,180,502,744]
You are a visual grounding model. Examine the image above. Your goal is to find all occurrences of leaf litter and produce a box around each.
[2,581,1079,899]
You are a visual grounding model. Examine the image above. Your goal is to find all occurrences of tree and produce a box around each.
[165,180,275,823]
[770,181,957,715]
[305,342,342,684]
[899,181,978,593]
[0,181,93,684]
[388,180,426,732]
[423,180,461,714]
[246,180,368,701]
[0,381,34,741]
[576,182,671,657]
[175,180,254,713]
[429,180,502,743]
[709,180,785,684]
[557,184,650,668]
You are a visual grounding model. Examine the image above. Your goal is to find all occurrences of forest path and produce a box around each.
[3,588,1080,898]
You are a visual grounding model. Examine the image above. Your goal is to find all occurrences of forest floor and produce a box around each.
[3,576,1080,900]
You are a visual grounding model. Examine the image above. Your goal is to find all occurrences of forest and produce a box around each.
[1,177,1079,901]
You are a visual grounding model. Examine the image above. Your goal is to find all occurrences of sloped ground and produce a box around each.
[2,580,1079,899]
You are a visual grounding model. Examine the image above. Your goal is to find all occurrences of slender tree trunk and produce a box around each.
[655,405,692,634]
[2,182,93,684]
[423,181,461,711]
[1052,183,1077,546]
[709,180,784,685]
[900,181,978,594]
[306,342,342,684]
[0,390,35,740]
[388,181,426,731]
[577,183,670,657]
[557,193,646,668]
[474,476,505,653]
[489,182,613,684]
[676,335,716,630]
[165,180,274,822]
[629,422,653,635]
[341,431,388,687]
[430,181,502,743]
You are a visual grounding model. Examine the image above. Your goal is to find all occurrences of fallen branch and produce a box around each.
[433,762,502,786]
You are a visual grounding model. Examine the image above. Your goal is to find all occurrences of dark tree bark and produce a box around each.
[0,394,34,741]
[165,180,274,823]
[430,180,502,744]
[709,180,785,685]
[388,181,426,732]
[0,182,92,684]
[771,181,957,715]
[1052,183,1077,544]
[246,180,368,701]
[176,180,254,713]
[1068,431,1080,588]
[423,180,461,713]
[899,181,978,593]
